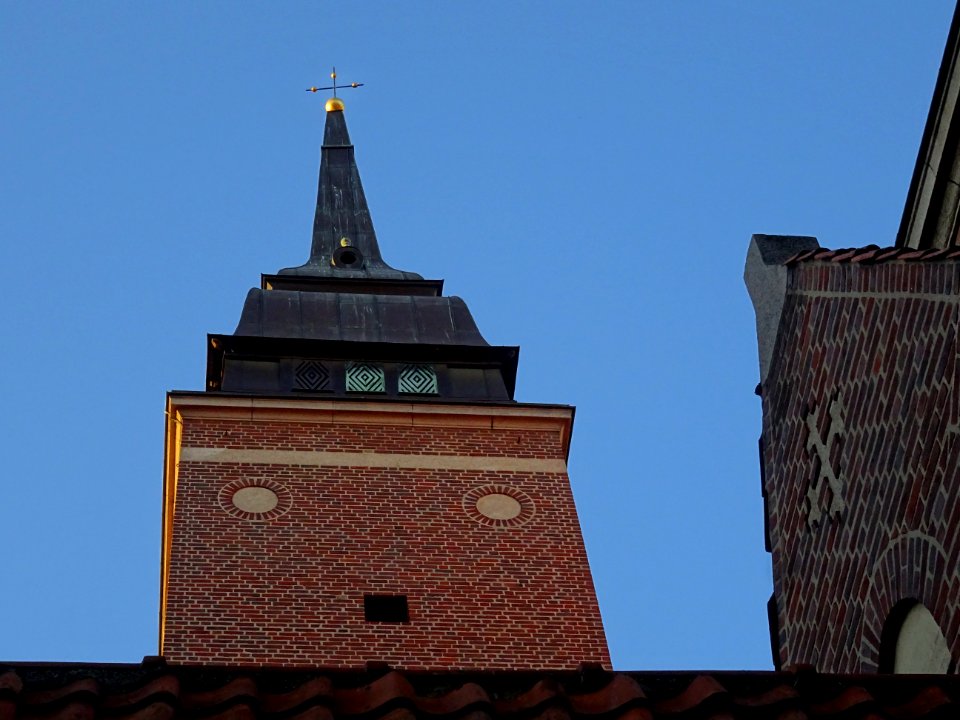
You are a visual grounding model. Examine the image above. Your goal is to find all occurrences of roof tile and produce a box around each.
[1,666,958,720]
[653,675,727,714]
[260,677,332,715]
[784,245,960,266]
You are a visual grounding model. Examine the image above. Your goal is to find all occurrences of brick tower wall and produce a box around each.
[161,396,610,670]
[760,259,959,672]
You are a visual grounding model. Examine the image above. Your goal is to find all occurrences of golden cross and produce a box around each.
[306,67,364,97]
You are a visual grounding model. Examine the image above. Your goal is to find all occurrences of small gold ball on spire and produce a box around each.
[325,97,345,112]
[330,70,337,79]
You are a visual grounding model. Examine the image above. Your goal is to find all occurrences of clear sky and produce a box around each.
[1,1,954,670]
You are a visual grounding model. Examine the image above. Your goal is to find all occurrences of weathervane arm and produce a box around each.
[306,82,364,92]
[307,67,364,94]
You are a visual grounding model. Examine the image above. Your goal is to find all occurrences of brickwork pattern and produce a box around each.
[761,260,959,672]
[164,414,609,670]
[181,420,564,459]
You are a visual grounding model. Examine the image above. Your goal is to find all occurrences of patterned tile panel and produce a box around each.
[294,360,330,391]
[346,362,385,393]
[398,364,438,395]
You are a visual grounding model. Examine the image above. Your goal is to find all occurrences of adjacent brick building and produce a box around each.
[743,4,960,676]
[746,239,959,674]
[159,95,610,670]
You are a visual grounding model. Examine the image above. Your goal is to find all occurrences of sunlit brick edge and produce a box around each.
[217,478,293,521]
[461,484,535,528]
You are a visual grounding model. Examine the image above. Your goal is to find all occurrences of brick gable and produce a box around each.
[758,258,959,672]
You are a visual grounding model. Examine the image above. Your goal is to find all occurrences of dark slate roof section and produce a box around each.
[785,245,960,265]
[2,665,959,720]
[278,107,422,280]
[234,289,489,345]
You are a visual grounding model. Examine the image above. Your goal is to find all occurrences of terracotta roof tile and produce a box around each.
[492,678,558,714]
[180,677,259,712]
[20,676,100,707]
[827,249,861,263]
[783,245,960,266]
[888,686,954,718]
[732,682,800,709]
[807,685,876,715]
[99,675,179,711]
[876,248,905,262]
[259,678,332,715]
[653,674,727,714]
[567,675,646,714]
[0,665,958,720]
[334,672,414,715]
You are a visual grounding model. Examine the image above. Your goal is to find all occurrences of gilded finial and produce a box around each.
[306,66,363,112]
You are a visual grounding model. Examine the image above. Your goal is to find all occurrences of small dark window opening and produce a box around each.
[364,594,409,623]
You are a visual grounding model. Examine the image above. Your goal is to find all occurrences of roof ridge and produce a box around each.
[784,244,960,266]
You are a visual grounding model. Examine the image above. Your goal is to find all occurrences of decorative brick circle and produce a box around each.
[477,493,521,519]
[462,485,535,528]
[218,479,292,521]
[233,486,279,513]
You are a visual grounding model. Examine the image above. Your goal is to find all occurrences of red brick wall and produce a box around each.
[180,419,562,458]
[761,260,959,672]
[162,404,610,670]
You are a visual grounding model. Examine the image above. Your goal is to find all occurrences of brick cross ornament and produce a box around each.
[804,397,846,527]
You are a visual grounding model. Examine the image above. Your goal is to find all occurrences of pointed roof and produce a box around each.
[208,98,520,401]
[279,103,422,280]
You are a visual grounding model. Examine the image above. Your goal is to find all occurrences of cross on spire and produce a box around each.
[306,67,364,97]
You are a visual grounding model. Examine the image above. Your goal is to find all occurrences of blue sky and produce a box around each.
[1,1,954,669]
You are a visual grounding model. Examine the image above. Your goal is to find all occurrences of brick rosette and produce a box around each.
[217,477,292,521]
[462,484,536,528]
[760,259,960,672]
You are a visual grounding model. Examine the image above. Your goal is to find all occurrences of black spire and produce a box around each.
[279,103,421,280]
[210,95,519,402]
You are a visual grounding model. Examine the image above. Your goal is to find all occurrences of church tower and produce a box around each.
[159,94,610,670]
